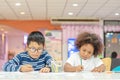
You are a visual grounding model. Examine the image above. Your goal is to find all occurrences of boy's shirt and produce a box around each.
[2,50,52,72]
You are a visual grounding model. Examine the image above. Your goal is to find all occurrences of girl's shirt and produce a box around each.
[66,53,103,71]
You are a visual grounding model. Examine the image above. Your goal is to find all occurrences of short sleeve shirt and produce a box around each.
[66,53,103,71]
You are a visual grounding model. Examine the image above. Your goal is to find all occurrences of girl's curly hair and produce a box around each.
[75,32,103,57]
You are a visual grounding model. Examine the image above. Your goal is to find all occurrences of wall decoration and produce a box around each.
[105,32,120,58]
[44,30,62,61]
[67,38,79,58]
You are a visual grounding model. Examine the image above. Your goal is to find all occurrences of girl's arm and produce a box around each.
[64,63,83,72]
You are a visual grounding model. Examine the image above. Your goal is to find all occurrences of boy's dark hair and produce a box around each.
[75,32,103,57]
[27,31,45,46]
[111,51,117,58]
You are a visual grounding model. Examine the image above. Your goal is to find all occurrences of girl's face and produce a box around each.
[27,41,44,59]
[79,43,94,60]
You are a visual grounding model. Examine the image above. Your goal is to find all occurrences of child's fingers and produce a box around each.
[39,68,44,72]
[91,68,97,72]
[25,67,34,72]
[81,66,84,70]
[97,68,103,72]
[91,68,103,72]
[20,65,33,72]
[42,68,49,72]
[43,69,49,72]
[40,68,50,73]
[76,65,83,72]
[79,65,83,70]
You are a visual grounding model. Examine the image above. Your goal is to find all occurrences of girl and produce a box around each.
[64,32,105,72]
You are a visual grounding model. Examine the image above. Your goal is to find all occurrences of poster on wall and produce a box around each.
[68,38,79,58]
[44,30,62,61]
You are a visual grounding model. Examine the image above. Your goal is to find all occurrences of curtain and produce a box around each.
[62,24,103,43]
[104,26,120,32]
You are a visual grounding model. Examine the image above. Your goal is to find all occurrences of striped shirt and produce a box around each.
[2,50,52,72]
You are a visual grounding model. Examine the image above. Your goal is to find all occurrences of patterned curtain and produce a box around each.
[62,24,103,43]
[104,26,120,32]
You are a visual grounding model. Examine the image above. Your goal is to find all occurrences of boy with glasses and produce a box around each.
[2,31,52,73]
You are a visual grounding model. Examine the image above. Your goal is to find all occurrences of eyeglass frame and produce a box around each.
[28,47,43,53]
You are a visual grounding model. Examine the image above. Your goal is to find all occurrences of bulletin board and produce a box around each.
[104,32,120,58]
[44,30,62,61]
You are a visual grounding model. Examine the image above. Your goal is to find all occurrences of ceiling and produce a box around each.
[0,0,120,36]
[0,0,120,20]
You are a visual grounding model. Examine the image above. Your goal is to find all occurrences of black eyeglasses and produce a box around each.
[28,47,43,53]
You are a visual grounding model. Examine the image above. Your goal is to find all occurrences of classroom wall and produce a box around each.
[0,20,61,33]
[8,35,25,55]
[0,35,25,70]
[0,34,7,70]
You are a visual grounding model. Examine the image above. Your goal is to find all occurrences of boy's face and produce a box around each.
[27,41,44,59]
[79,43,94,60]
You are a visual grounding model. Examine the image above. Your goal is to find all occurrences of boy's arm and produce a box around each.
[2,54,21,72]
[45,52,52,71]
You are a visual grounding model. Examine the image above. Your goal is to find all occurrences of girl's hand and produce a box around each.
[91,67,102,72]
[91,64,105,72]
[39,67,50,73]
[75,65,83,72]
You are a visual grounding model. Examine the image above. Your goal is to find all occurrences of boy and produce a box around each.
[3,31,52,72]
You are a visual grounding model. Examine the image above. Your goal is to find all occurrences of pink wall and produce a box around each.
[0,33,25,70]
[8,35,25,55]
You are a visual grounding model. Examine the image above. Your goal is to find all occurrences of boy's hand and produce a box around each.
[20,64,34,72]
[39,67,50,73]
[75,65,83,72]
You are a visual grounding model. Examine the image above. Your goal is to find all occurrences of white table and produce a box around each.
[0,71,120,80]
